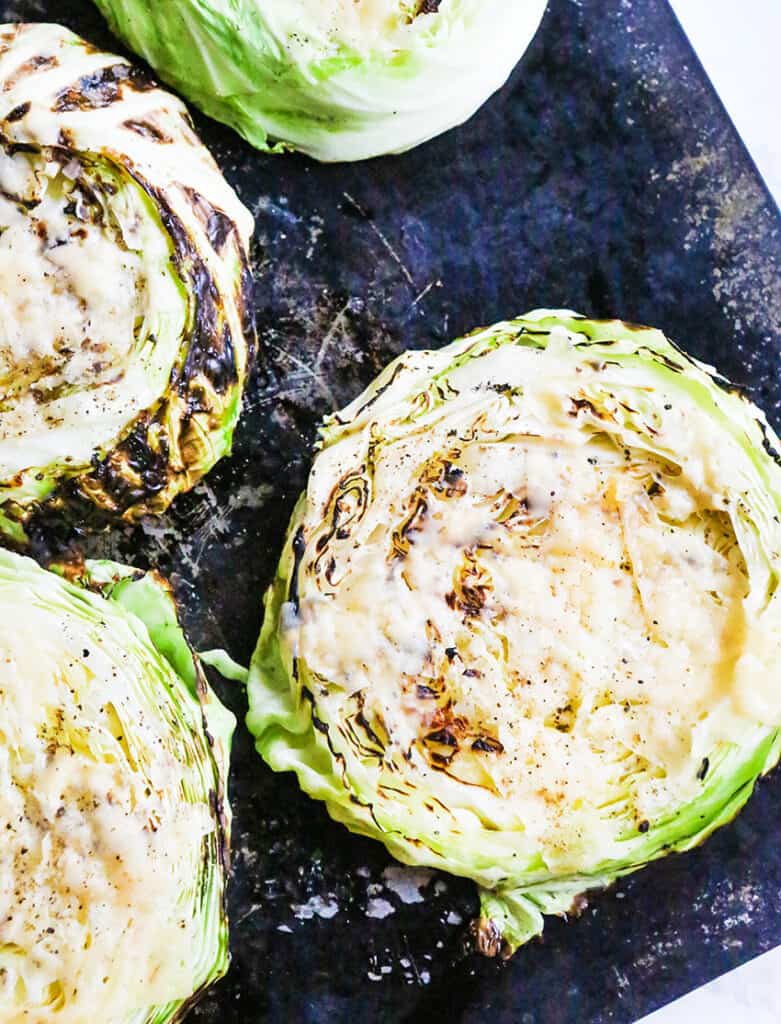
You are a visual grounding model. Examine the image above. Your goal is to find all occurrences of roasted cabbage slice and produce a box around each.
[0,550,234,1021]
[91,0,548,162]
[248,310,781,956]
[0,23,253,542]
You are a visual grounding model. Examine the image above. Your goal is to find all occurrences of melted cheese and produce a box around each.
[289,333,776,873]
[0,147,185,478]
[0,583,214,1021]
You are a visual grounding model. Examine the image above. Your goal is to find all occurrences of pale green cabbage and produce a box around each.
[0,23,254,541]
[92,0,548,161]
[248,310,781,955]
[0,549,234,1019]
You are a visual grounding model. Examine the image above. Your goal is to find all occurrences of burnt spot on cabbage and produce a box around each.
[309,471,370,581]
[758,418,781,469]
[420,452,468,498]
[569,396,600,418]
[331,358,408,425]
[53,62,156,113]
[472,736,505,754]
[301,686,360,808]
[123,118,174,145]
[57,127,75,149]
[341,691,389,762]
[73,173,250,518]
[0,24,22,54]
[447,547,493,618]
[2,53,58,92]
[150,189,240,392]
[81,412,171,512]
[183,185,239,253]
[473,917,512,960]
[0,137,37,163]
[390,488,429,561]
[4,101,30,123]
[416,683,440,700]
[288,525,307,615]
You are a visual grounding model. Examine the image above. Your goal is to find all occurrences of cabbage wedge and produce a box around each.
[0,23,253,542]
[92,0,548,162]
[248,310,781,955]
[0,549,234,1020]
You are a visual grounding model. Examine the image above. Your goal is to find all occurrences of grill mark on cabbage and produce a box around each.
[239,262,256,366]
[354,703,387,755]
[446,547,493,617]
[758,419,781,469]
[569,396,600,418]
[53,63,156,112]
[288,525,307,616]
[183,185,238,251]
[168,252,227,383]
[390,490,428,561]
[4,101,30,123]
[0,184,37,210]
[300,686,386,829]
[208,787,230,873]
[150,189,240,395]
[57,127,75,150]
[2,54,58,92]
[472,736,504,754]
[331,360,407,425]
[123,118,174,145]
[416,683,439,700]
[1,138,38,160]
[81,177,249,515]
[311,473,369,580]
[435,462,467,497]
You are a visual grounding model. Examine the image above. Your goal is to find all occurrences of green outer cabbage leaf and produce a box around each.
[247,309,781,955]
[0,23,254,538]
[91,0,548,162]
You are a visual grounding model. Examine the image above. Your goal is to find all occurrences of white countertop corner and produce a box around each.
[668,0,781,204]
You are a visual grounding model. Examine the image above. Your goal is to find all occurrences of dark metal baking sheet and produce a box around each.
[5,0,781,1020]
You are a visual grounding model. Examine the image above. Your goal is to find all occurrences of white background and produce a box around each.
[669,0,781,203]
[639,6,779,1020]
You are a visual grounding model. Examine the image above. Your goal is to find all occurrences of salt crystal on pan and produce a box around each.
[291,895,340,920]
[366,897,395,919]
[382,866,434,904]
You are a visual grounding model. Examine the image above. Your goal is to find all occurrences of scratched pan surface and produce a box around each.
[4,0,781,1021]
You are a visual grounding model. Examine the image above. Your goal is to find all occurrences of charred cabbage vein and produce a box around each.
[91,0,548,162]
[0,23,253,540]
[248,310,781,955]
[0,551,234,1023]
